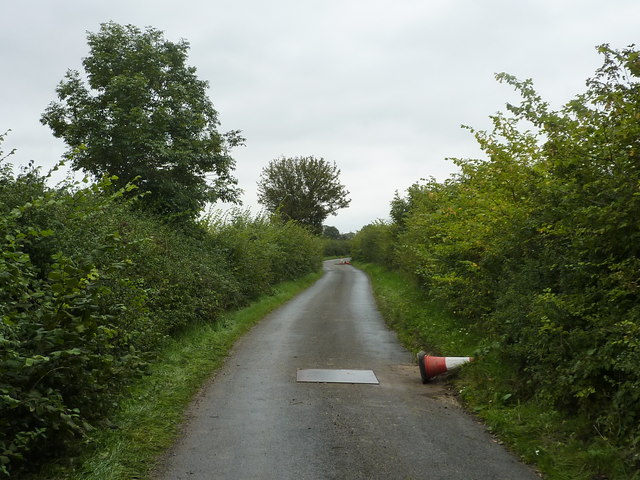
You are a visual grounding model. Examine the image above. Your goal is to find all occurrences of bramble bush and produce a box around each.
[350,221,395,266]
[204,209,323,301]
[352,45,640,471]
[0,155,322,476]
[0,170,148,475]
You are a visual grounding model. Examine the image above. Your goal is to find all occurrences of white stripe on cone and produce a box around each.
[445,357,473,370]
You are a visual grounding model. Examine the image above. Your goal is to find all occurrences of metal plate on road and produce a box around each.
[296,369,379,384]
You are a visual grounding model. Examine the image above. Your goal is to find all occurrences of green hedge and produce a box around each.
[352,45,640,469]
[0,166,322,477]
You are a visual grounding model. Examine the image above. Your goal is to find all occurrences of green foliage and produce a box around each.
[41,22,243,218]
[356,45,640,476]
[322,238,351,258]
[360,261,637,480]
[322,225,352,258]
[257,156,351,234]
[351,221,395,266]
[322,225,340,240]
[205,210,323,301]
[0,171,148,476]
[0,152,321,476]
[32,272,322,480]
[356,263,478,354]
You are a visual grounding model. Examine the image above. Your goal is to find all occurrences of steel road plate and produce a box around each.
[296,369,379,384]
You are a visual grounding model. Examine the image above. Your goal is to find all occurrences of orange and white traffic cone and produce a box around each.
[417,351,473,383]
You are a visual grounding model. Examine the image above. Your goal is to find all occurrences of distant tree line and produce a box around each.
[322,225,354,257]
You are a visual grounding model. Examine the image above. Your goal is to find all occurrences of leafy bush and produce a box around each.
[0,159,322,476]
[322,238,351,258]
[356,45,640,468]
[0,172,148,475]
[350,221,395,267]
[205,210,322,300]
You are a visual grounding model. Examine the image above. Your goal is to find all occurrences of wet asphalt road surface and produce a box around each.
[155,261,539,479]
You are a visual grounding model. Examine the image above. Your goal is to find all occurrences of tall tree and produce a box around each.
[257,156,350,234]
[322,225,341,240]
[41,22,242,218]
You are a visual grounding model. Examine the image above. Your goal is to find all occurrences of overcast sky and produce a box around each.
[1,1,638,232]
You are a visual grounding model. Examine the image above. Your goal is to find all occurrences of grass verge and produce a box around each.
[356,262,638,480]
[29,271,322,480]
[355,262,480,355]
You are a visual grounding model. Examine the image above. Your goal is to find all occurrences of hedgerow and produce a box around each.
[352,45,640,475]
[0,158,322,477]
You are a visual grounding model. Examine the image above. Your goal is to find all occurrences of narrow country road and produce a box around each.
[155,261,539,479]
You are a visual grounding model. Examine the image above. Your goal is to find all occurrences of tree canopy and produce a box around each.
[322,225,341,240]
[257,156,350,234]
[41,22,242,218]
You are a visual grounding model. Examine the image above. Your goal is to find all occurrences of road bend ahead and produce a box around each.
[155,261,538,480]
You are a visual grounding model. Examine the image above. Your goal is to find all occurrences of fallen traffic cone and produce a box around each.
[417,351,473,383]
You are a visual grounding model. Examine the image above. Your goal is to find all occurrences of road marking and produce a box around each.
[296,369,379,384]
